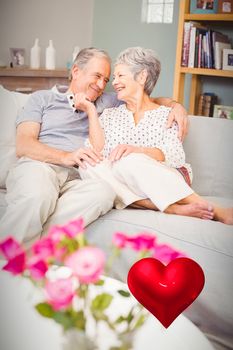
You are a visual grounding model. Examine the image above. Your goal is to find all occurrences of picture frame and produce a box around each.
[190,0,218,13]
[218,0,233,13]
[222,48,233,70]
[213,104,233,120]
[9,48,26,67]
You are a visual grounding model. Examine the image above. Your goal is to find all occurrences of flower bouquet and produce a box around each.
[0,218,184,350]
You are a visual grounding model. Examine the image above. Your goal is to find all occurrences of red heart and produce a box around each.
[127,257,205,328]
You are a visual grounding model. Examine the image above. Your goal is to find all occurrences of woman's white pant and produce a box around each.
[79,153,194,211]
[0,157,115,244]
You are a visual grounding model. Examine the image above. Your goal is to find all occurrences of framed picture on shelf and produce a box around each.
[9,48,26,67]
[218,0,233,13]
[190,0,218,13]
[222,49,233,70]
[213,105,233,119]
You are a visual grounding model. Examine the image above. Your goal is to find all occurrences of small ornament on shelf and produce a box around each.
[218,0,233,13]
[30,39,41,69]
[45,40,56,70]
[190,0,218,14]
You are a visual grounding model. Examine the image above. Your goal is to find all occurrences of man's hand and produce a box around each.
[167,102,189,142]
[62,148,103,169]
[74,93,94,114]
[109,144,140,162]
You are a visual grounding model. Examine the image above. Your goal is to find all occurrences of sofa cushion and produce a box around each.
[0,86,30,188]
[184,116,233,199]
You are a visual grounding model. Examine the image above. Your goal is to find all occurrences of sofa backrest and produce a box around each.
[0,86,29,188]
[0,85,232,199]
[184,116,233,199]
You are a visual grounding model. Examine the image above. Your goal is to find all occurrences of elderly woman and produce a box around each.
[76,47,233,225]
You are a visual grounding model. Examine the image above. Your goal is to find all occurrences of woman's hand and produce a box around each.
[167,102,189,142]
[109,144,140,162]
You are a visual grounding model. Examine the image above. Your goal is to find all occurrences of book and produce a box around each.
[188,27,197,68]
[187,23,207,68]
[195,28,207,67]
[181,21,198,67]
[198,93,218,117]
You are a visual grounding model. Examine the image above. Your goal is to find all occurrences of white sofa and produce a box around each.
[0,86,233,350]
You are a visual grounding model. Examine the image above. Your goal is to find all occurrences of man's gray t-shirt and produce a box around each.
[16,90,121,152]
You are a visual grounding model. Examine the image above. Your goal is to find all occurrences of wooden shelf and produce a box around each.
[184,14,233,21]
[173,0,233,115]
[180,67,233,77]
[0,67,68,77]
[0,67,69,92]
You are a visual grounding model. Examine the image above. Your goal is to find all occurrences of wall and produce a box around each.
[92,0,233,108]
[0,0,94,68]
[92,0,180,98]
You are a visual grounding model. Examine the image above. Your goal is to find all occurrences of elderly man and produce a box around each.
[0,47,188,244]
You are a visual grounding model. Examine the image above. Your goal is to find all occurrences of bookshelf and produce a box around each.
[173,0,233,115]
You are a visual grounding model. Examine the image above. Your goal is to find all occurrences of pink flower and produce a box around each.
[2,252,26,275]
[127,233,156,251]
[0,236,24,260]
[27,256,48,280]
[31,237,55,260]
[45,278,74,311]
[112,232,156,252]
[112,232,128,248]
[153,244,187,264]
[0,236,26,275]
[48,218,84,241]
[65,247,105,284]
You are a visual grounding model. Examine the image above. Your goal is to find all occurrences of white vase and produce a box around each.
[30,38,41,69]
[62,328,135,350]
[45,39,56,70]
[62,329,97,350]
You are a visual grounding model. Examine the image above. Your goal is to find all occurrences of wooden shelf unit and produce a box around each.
[0,67,69,93]
[173,0,233,115]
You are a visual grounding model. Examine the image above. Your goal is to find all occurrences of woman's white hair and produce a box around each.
[115,47,161,95]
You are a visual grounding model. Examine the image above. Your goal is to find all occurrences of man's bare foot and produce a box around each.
[214,207,233,225]
[165,202,214,220]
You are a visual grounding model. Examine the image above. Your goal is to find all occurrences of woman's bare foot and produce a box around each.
[214,207,233,225]
[165,202,214,220]
[130,198,233,225]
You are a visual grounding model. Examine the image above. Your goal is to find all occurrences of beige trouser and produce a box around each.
[80,153,194,211]
[0,157,115,244]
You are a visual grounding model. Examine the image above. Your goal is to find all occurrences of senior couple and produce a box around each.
[0,46,232,243]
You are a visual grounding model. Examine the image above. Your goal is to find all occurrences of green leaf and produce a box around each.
[114,315,127,324]
[94,279,105,286]
[78,284,88,298]
[53,311,74,330]
[35,303,54,318]
[73,310,86,330]
[91,293,113,312]
[133,314,146,329]
[126,312,134,324]
[117,290,130,297]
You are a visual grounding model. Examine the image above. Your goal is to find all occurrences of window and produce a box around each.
[141,0,174,23]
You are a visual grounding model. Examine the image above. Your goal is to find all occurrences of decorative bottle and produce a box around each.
[30,38,41,69]
[45,40,56,70]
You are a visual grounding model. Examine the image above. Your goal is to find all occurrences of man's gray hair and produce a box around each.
[69,47,111,80]
[115,47,161,95]
[73,47,111,67]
